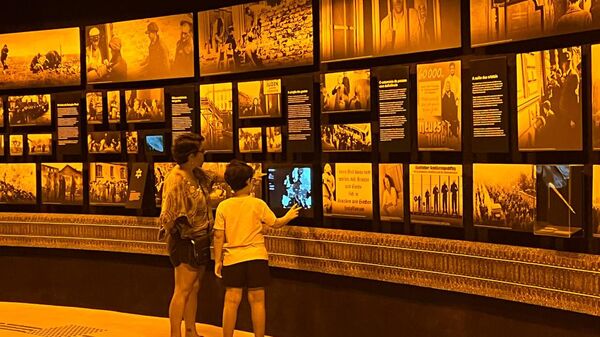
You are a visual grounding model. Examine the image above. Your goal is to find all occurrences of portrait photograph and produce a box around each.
[125,88,165,123]
[379,164,404,221]
[266,126,282,153]
[154,162,176,207]
[86,91,104,124]
[107,90,121,123]
[9,135,23,156]
[0,163,37,204]
[200,82,233,152]
[8,94,52,127]
[126,131,138,154]
[321,69,371,113]
[41,163,83,205]
[27,133,52,156]
[238,79,281,119]
[89,162,129,206]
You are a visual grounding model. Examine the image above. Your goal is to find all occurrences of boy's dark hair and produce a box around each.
[225,160,254,191]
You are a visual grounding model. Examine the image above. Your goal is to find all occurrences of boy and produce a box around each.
[213,160,300,337]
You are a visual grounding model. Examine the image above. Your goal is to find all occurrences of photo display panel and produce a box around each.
[0,163,37,204]
[86,91,104,125]
[375,65,411,153]
[88,131,121,154]
[238,79,282,119]
[471,0,600,47]
[27,134,53,156]
[379,164,404,221]
[593,166,600,236]
[321,69,371,113]
[320,0,461,62]
[154,162,177,207]
[592,44,600,150]
[0,135,4,156]
[410,164,463,227]
[204,162,263,209]
[321,123,372,152]
[322,163,373,219]
[89,162,129,206]
[126,131,139,154]
[107,91,121,124]
[55,92,81,155]
[125,88,165,123]
[266,126,283,153]
[517,47,582,151]
[268,165,313,217]
[198,0,314,76]
[417,60,461,151]
[239,127,263,153]
[200,83,234,153]
[473,164,536,231]
[470,57,509,153]
[9,135,24,156]
[41,163,83,205]
[85,13,194,83]
[0,27,80,90]
[285,74,314,153]
[8,94,52,127]
[0,99,4,127]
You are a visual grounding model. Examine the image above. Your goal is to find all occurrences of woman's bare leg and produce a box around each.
[184,266,205,337]
[170,263,200,337]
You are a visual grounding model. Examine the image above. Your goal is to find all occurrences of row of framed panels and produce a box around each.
[1,0,599,89]
[1,161,599,239]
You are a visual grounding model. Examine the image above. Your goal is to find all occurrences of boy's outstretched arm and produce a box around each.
[213,229,225,278]
[272,204,301,228]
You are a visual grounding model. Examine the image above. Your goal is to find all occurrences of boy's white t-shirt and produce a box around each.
[214,196,277,266]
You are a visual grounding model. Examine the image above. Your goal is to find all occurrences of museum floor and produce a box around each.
[0,302,261,337]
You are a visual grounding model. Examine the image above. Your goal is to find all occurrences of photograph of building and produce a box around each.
[41,163,83,205]
[89,162,128,206]
[200,83,233,152]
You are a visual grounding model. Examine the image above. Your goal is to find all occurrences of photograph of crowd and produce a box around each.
[321,0,461,62]
[534,165,584,237]
[10,135,23,156]
[88,132,121,154]
[125,88,165,123]
[268,166,312,211]
[592,44,600,149]
[27,134,53,156]
[198,0,313,75]
[86,13,194,83]
[126,131,138,154]
[593,166,600,236]
[410,164,463,226]
[239,127,263,153]
[0,163,36,204]
[238,79,281,118]
[89,162,129,206]
[154,162,177,207]
[200,83,233,152]
[517,47,582,151]
[41,163,83,205]
[379,164,404,221]
[417,60,461,151]
[86,91,103,124]
[266,126,282,153]
[8,94,52,127]
[0,28,80,90]
[107,91,121,123]
[321,69,371,113]
[321,123,372,152]
[471,0,600,47]
[473,164,536,231]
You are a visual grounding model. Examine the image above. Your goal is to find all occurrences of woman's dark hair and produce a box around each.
[172,133,204,165]
[384,174,396,190]
[225,159,254,191]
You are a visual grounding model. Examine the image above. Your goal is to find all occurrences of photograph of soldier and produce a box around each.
[154,162,176,207]
[125,88,165,123]
[88,131,121,154]
[107,91,121,123]
[473,164,536,231]
[86,13,194,83]
[198,0,313,75]
[126,131,138,154]
[9,135,23,156]
[0,163,36,204]
[89,162,128,206]
[27,134,52,156]
[86,91,103,124]
[321,0,461,62]
[8,94,52,127]
[266,126,282,153]
[41,163,83,205]
[417,61,461,151]
[517,47,582,151]
[238,79,281,118]
[321,123,372,152]
[410,164,463,226]
[321,70,371,113]
[239,127,263,153]
[200,83,233,152]
[471,0,599,47]
[0,28,80,90]
[593,166,600,236]
[379,164,404,221]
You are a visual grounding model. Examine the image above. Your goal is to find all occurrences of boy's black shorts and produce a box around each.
[222,260,270,288]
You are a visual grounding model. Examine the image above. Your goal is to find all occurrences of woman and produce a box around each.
[159,133,215,337]
[381,174,399,217]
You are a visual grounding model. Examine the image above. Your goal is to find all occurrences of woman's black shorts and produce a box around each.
[167,232,210,269]
[222,260,270,288]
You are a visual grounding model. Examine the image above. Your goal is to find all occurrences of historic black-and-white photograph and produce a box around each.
[266,126,282,153]
[9,135,23,156]
[89,162,128,206]
[8,94,52,127]
[0,99,4,126]
[41,163,83,205]
[107,91,121,123]
[321,123,372,152]
[0,163,37,204]
[86,91,103,124]
[154,162,177,207]
[239,127,263,153]
[88,131,121,154]
[200,83,233,152]
[198,0,313,75]
[517,47,582,151]
[125,88,165,123]
[27,134,52,156]
[238,79,281,118]
[0,135,4,156]
[126,131,138,154]
[86,14,194,83]
[410,164,463,226]
[379,164,404,221]
[321,69,371,113]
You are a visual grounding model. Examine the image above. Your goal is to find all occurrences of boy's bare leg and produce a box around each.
[247,288,266,337]
[223,287,243,337]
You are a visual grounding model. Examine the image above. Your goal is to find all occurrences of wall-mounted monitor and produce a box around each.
[268,165,313,218]
[145,134,165,154]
